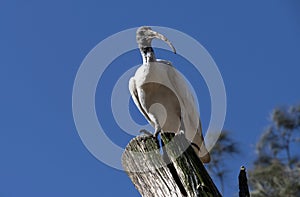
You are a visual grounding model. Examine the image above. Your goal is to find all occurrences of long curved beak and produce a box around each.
[136,27,176,54]
[147,29,176,54]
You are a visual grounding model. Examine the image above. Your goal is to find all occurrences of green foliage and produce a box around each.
[250,104,300,196]
[250,161,300,197]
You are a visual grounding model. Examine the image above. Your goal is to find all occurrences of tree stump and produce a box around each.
[122,132,222,197]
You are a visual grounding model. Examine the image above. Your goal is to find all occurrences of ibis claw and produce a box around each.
[139,129,153,136]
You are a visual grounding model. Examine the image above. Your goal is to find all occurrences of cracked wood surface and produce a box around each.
[122,133,222,197]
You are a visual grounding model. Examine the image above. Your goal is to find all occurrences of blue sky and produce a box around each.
[1,1,300,196]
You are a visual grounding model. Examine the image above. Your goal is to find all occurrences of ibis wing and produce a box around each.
[166,66,210,162]
[166,66,199,131]
[129,77,152,124]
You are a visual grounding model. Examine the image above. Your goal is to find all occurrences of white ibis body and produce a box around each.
[129,26,210,163]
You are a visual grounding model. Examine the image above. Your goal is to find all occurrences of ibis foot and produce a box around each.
[139,129,153,137]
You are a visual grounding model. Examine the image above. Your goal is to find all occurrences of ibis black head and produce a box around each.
[136,26,176,63]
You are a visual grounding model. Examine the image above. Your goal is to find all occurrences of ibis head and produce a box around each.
[136,26,176,63]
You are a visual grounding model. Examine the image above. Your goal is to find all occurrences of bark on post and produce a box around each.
[122,132,222,197]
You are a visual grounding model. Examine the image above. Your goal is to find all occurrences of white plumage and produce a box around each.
[129,26,210,163]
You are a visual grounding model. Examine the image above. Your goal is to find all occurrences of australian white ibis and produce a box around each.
[129,26,210,163]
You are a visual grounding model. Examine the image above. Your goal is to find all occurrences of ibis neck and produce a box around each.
[140,47,156,64]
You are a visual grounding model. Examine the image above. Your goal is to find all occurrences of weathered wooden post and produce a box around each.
[238,166,250,197]
[122,132,222,197]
